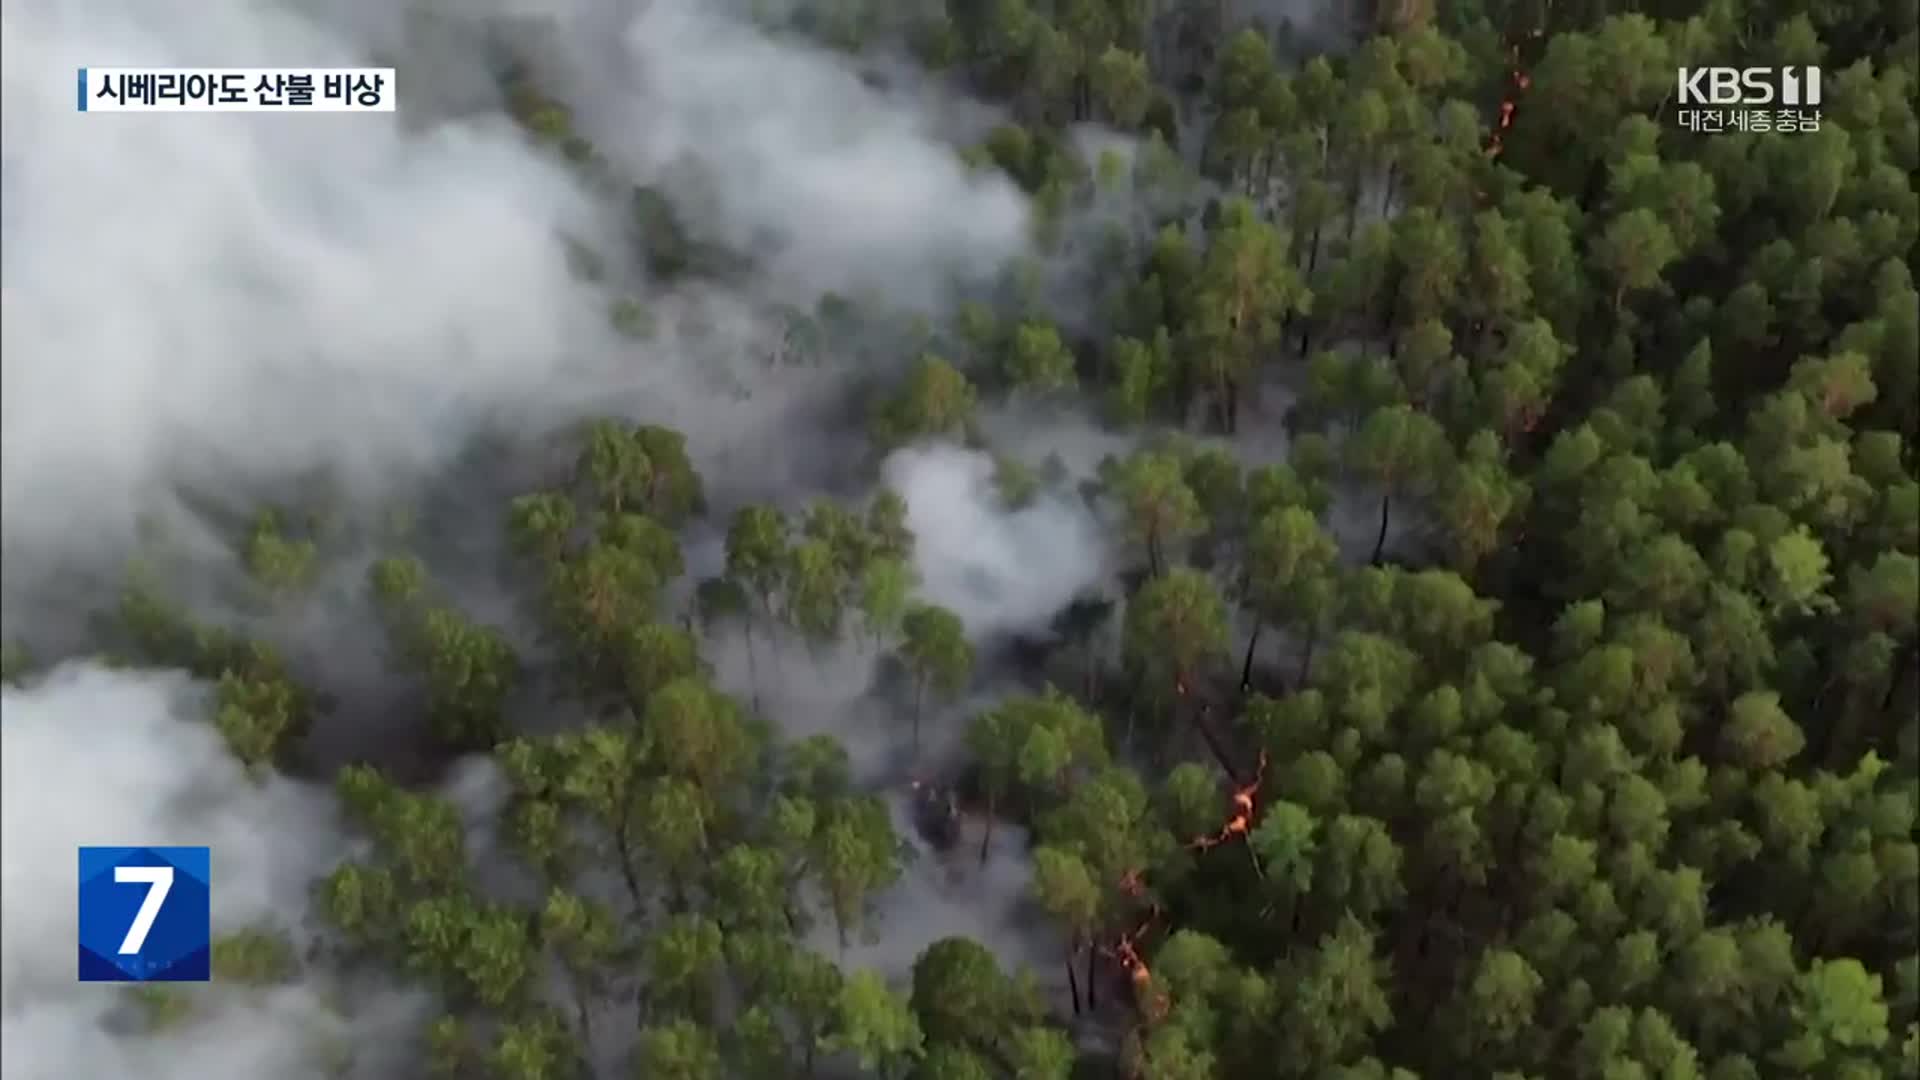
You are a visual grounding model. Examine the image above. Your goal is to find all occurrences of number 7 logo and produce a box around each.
[78,846,211,982]
[113,865,174,955]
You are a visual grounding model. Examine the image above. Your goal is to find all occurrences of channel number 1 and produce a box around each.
[113,865,175,955]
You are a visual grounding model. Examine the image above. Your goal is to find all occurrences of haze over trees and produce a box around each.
[4,0,1917,1078]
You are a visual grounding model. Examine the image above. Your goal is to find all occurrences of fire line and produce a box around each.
[1096,691,1272,1028]
[1485,29,1543,160]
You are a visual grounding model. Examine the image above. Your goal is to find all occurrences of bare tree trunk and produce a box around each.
[1880,638,1918,715]
[1188,698,1242,783]
[1084,942,1099,1012]
[980,795,995,866]
[1372,492,1393,564]
[1239,624,1262,694]
[1067,938,1083,1015]
[615,830,644,910]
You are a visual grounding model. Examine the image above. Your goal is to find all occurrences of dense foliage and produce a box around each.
[22,0,1918,1077]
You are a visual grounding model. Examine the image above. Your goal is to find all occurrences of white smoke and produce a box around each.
[884,444,1111,641]
[530,0,1033,304]
[0,663,429,1080]
[806,795,1063,992]
[0,1,1073,1073]
[0,0,1031,568]
[2,2,601,561]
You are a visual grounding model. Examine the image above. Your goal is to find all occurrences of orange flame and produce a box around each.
[1094,689,1274,1025]
[1105,906,1172,1022]
[1484,39,1536,160]
[1116,937,1150,983]
[1188,749,1270,851]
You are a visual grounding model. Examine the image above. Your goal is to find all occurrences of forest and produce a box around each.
[4,0,1917,1077]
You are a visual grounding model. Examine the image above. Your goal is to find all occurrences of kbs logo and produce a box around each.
[77,846,211,982]
[1676,67,1822,106]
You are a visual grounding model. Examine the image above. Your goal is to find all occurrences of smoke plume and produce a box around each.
[0,0,1031,571]
[0,663,430,1080]
[886,444,1111,641]
[0,0,1083,1072]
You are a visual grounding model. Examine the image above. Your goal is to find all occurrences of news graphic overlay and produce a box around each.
[76,68,396,112]
[1674,65,1822,135]
[78,846,211,982]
